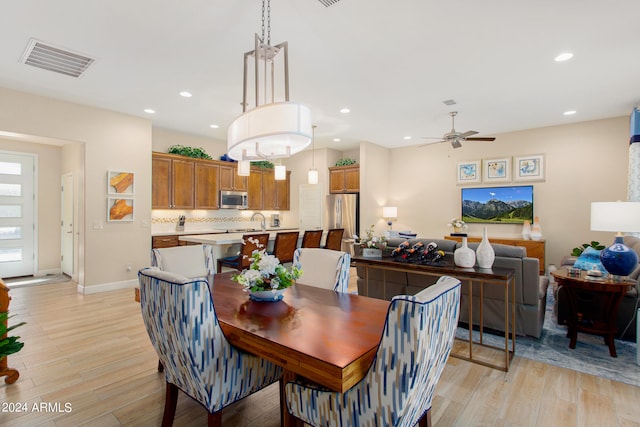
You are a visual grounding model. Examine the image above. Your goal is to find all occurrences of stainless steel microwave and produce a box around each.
[219,190,248,209]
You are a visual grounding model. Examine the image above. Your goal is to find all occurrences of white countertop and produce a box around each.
[178,229,301,245]
[152,227,298,237]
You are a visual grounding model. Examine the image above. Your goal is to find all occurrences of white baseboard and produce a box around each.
[78,279,138,295]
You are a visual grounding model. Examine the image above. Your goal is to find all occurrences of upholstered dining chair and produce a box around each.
[301,229,323,248]
[271,231,300,264]
[324,228,344,251]
[293,248,351,292]
[217,233,269,272]
[151,244,214,278]
[285,275,461,427]
[138,268,283,426]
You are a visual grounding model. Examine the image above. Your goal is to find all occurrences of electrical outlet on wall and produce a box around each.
[126,264,132,272]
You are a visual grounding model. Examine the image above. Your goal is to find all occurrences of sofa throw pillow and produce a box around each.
[573,247,607,275]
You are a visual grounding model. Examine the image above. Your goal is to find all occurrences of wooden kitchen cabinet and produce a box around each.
[262,169,290,210]
[248,168,264,210]
[194,161,219,209]
[329,165,359,193]
[219,163,248,191]
[152,153,194,209]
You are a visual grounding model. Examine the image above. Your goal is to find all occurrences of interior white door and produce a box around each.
[0,152,35,278]
[61,172,74,276]
[299,184,323,230]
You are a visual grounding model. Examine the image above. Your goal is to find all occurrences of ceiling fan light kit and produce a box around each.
[421,111,496,149]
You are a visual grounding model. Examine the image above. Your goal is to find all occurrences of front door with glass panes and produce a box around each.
[0,152,35,278]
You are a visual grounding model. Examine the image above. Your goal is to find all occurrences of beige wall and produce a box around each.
[152,127,226,158]
[0,138,62,274]
[0,86,152,291]
[382,116,630,272]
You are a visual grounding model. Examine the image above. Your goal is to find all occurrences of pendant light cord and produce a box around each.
[312,125,316,168]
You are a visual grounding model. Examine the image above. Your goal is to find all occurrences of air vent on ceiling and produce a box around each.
[318,0,341,6]
[20,38,95,78]
[442,99,457,106]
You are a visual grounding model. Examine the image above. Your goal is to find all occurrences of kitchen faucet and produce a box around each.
[250,212,266,230]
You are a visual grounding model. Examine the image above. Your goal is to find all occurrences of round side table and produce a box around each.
[552,268,633,357]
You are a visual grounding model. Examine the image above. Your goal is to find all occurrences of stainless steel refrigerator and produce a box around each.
[325,193,359,253]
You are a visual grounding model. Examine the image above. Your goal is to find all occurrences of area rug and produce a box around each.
[4,274,72,288]
[457,291,639,387]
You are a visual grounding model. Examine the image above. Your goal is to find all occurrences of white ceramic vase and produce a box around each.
[476,227,495,269]
[530,216,542,241]
[521,220,532,240]
[454,236,476,268]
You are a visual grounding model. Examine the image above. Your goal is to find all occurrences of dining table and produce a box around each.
[210,272,391,427]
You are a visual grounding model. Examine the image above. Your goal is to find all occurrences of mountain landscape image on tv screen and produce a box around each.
[461,186,533,224]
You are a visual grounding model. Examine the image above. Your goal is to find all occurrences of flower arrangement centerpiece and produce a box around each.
[231,238,302,301]
[447,218,467,233]
[356,225,388,257]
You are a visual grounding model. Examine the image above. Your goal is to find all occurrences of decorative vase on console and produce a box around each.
[530,216,542,241]
[454,235,476,268]
[476,227,495,269]
[521,220,532,240]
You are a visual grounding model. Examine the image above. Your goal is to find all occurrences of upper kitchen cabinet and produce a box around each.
[219,163,248,191]
[194,160,219,210]
[152,152,195,209]
[263,169,291,210]
[329,165,359,193]
[247,168,264,210]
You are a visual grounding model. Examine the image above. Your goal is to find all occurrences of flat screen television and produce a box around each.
[461,185,533,224]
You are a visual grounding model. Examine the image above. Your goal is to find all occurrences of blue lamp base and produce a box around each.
[600,235,639,277]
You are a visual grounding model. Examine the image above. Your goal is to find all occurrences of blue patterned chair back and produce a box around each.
[293,248,351,292]
[138,268,282,414]
[285,275,461,426]
[151,244,214,278]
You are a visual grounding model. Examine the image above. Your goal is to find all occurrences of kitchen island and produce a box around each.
[179,228,310,273]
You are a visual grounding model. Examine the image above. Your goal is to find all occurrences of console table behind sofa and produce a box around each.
[355,238,550,339]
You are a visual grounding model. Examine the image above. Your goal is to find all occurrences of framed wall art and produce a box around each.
[456,160,481,185]
[107,197,134,222]
[483,157,511,183]
[107,170,135,195]
[514,154,545,182]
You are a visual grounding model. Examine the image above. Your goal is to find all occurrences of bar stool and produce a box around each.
[301,230,323,248]
[217,233,269,272]
[271,231,300,264]
[324,228,344,251]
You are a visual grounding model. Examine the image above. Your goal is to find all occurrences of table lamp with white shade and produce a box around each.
[383,206,398,230]
[590,201,640,277]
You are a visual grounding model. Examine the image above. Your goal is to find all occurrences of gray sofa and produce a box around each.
[356,237,550,338]
[554,235,640,340]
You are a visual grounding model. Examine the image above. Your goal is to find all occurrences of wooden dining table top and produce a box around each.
[210,272,391,392]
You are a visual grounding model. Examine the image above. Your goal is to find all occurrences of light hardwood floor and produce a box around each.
[1,279,639,427]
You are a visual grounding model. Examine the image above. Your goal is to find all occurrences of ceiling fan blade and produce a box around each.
[420,136,445,140]
[450,139,463,149]
[465,137,496,141]
[459,130,478,138]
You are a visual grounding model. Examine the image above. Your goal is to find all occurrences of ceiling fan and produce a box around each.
[420,111,496,149]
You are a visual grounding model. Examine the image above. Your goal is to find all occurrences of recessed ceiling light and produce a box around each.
[555,52,574,62]
[340,108,350,114]
[180,91,193,98]
[210,124,220,129]
[333,138,341,142]
[403,136,412,140]
[563,110,577,116]
[144,108,155,114]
